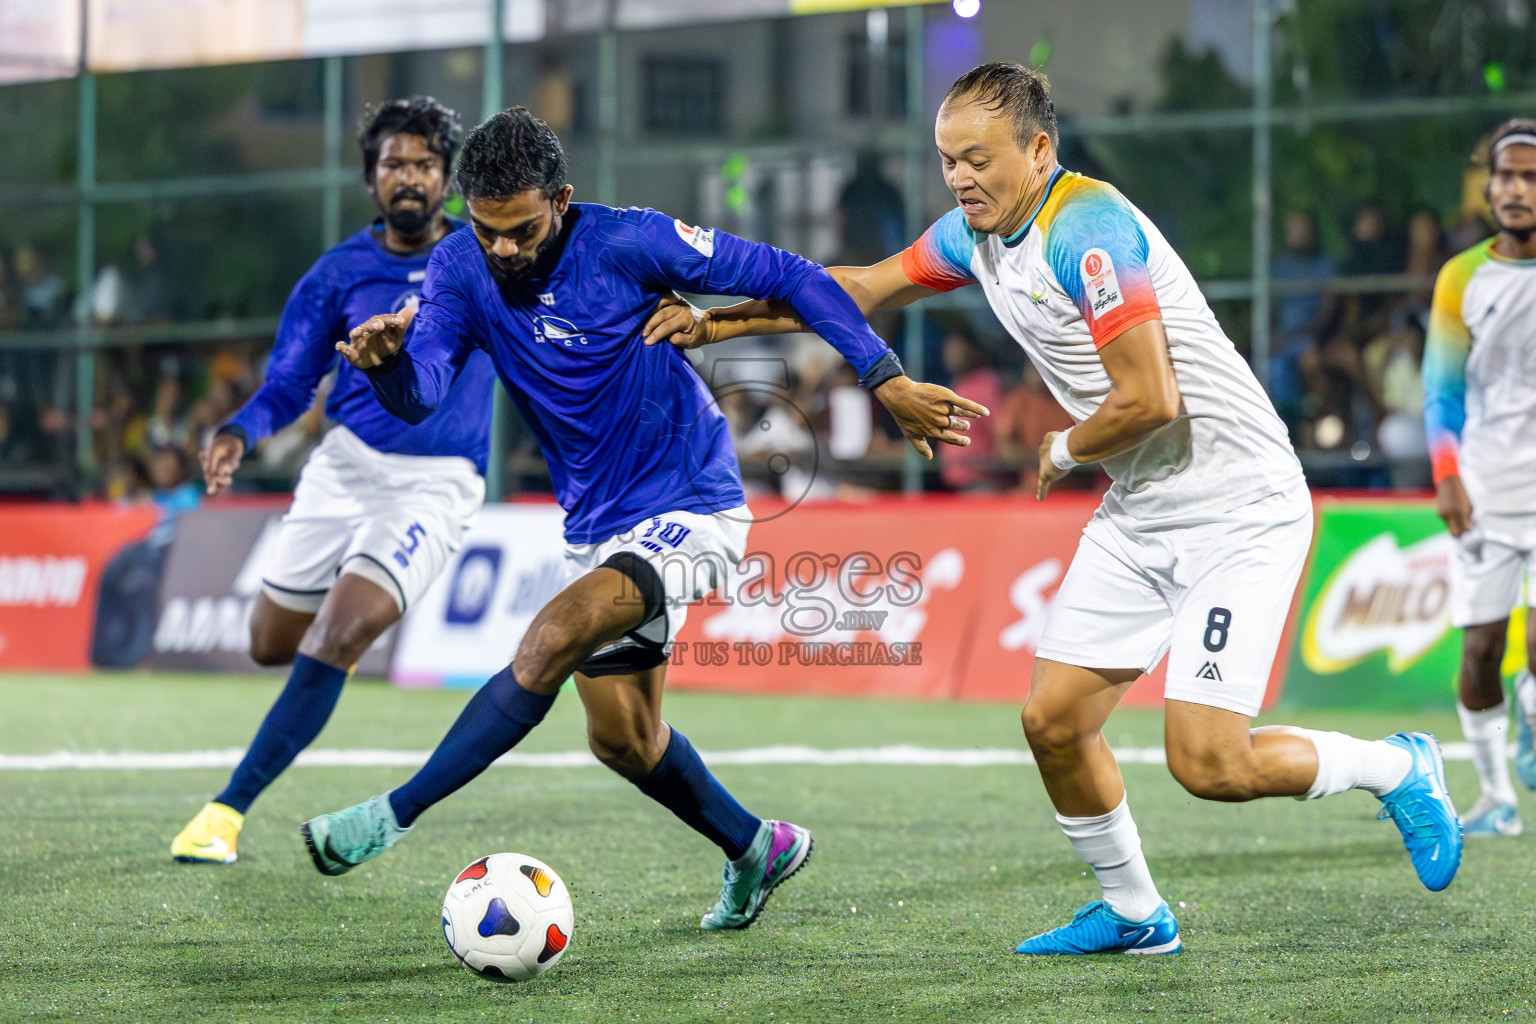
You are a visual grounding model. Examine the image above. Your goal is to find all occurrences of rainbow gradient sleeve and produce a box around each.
[900,207,978,292]
[1422,242,1490,483]
[1041,179,1161,349]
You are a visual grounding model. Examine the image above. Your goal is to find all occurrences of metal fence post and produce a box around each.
[901,4,926,495]
[321,56,344,249]
[484,0,508,502]
[1250,0,1274,387]
[74,70,97,493]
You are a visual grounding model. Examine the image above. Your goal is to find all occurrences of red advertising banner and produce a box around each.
[0,504,159,670]
[670,494,1302,709]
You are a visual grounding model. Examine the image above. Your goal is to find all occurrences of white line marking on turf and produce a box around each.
[0,742,1479,771]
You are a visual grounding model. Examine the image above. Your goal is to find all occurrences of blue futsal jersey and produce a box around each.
[225,220,494,473]
[364,203,897,545]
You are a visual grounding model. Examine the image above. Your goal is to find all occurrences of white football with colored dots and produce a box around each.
[441,852,573,981]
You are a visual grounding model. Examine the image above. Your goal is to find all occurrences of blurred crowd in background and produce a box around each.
[0,171,1480,508]
[3,0,1529,506]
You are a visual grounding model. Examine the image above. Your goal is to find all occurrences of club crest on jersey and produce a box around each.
[390,290,421,314]
[534,314,588,347]
[674,219,716,257]
[1030,270,1049,304]
[1080,247,1123,318]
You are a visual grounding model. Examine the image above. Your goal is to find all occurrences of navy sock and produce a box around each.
[632,728,762,859]
[388,667,555,828]
[216,653,348,814]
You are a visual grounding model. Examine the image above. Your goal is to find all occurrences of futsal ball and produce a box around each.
[441,853,573,981]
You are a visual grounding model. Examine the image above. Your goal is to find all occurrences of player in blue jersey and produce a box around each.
[171,98,497,865]
[300,107,986,929]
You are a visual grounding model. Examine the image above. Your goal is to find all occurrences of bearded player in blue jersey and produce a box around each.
[170,98,498,865]
[301,107,986,929]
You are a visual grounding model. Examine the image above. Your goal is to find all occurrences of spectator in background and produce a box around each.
[0,248,22,330]
[995,360,1074,495]
[1404,209,1447,315]
[938,326,1005,491]
[14,243,68,329]
[837,150,906,267]
[1270,210,1335,429]
[1365,310,1429,489]
[121,235,171,325]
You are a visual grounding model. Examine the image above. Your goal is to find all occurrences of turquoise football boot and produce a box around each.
[699,820,813,930]
[300,793,410,876]
[1016,900,1182,955]
[1462,794,1522,837]
[1376,733,1462,891]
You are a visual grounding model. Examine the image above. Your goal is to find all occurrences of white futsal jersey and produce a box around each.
[903,167,1303,521]
[1424,237,1536,517]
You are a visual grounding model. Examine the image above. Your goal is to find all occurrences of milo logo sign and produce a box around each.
[1282,504,1465,711]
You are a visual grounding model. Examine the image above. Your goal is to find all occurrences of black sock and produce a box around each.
[216,654,347,814]
[631,728,762,859]
[387,667,555,827]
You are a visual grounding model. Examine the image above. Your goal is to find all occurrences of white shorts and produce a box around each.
[261,426,485,614]
[1035,484,1313,717]
[1450,512,1536,628]
[564,506,750,676]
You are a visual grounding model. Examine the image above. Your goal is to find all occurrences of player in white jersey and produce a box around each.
[644,62,1462,953]
[1424,119,1536,836]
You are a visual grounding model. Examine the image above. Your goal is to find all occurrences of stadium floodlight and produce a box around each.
[952,0,980,17]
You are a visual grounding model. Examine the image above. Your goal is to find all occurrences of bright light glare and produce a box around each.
[952,0,980,17]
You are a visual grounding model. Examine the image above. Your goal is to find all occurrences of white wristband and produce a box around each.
[1049,428,1079,472]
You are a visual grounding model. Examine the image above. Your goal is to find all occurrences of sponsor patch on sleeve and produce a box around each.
[1079,247,1124,319]
[674,219,716,257]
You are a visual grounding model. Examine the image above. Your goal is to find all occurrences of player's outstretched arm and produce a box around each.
[641,256,937,349]
[1037,319,1181,500]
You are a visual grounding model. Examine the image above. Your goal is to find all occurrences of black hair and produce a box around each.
[1486,118,1536,173]
[454,106,568,201]
[944,61,1059,151]
[358,96,464,184]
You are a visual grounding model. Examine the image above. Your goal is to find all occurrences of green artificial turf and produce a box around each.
[0,674,1530,1023]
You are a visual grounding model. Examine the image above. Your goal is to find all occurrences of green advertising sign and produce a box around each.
[1281,501,1526,710]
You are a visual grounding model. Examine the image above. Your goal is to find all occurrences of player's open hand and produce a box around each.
[642,293,716,349]
[872,376,990,460]
[338,306,415,369]
[201,432,245,496]
[1036,431,1069,501]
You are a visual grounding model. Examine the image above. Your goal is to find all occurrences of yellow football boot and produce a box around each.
[170,801,244,864]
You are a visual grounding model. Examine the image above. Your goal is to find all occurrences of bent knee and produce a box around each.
[1021,701,1093,758]
[515,619,586,679]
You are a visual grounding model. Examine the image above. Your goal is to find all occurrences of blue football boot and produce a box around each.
[1515,675,1536,791]
[1016,900,1181,955]
[1376,733,1463,891]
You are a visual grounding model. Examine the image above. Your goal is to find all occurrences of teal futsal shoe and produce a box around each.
[1016,900,1182,955]
[1462,795,1522,837]
[699,820,813,930]
[1377,733,1462,891]
[300,793,411,876]
[1517,705,1536,792]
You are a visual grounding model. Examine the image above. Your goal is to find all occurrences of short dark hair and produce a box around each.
[1486,118,1536,172]
[944,61,1059,151]
[455,106,568,201]
[358,96,464,184]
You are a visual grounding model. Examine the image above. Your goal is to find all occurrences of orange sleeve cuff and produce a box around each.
[1431,448,1460,484]
[1091,309,1162,351]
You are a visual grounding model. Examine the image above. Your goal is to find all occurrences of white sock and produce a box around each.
[1057,797,1163,923]
[1516,671,1536,727]
[1291,729,1412,799]
[1458,701,1516,804]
